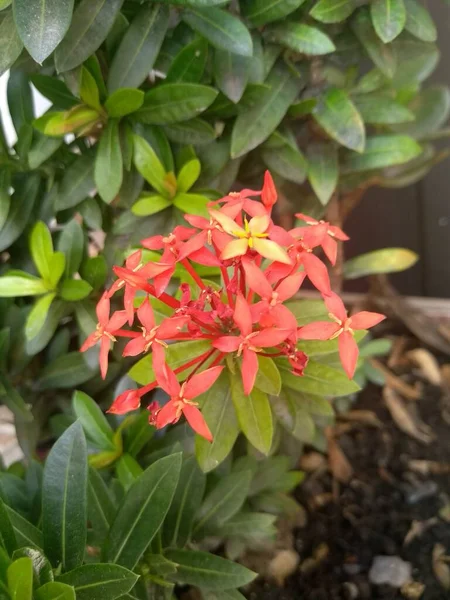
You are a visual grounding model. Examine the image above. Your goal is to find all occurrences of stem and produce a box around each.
[188,349,216,377]
[157,291,180,309]
[221,266,234,307]
[325,193,343,294]
[239,265,246,296]
[114,329,140,338]
[181,258,206,290]
[209,352,225,368]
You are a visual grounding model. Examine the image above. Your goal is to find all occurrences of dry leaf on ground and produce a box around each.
[432,544,450,590]
[383,388,434,444]
[371,359,421,400]
[326,427,353,483]
[338,410,383,428]
[407,349,442,386]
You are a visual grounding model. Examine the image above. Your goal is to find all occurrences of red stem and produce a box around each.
[188,349,216,377]
[114,330,141,338]
[181,258,206,290]
[209,352,225,368]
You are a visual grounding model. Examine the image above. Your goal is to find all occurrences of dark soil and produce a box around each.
[249,383,450,600]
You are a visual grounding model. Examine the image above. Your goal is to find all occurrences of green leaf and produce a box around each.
[0,11,23,77]
[254,356,281,396]
[163,456,206,548]
[33,108,100,137]
[12,547,53,588]
[104,89,144,118]
[0,170,10,232]
[271,392,315,443]
[214,50,249,104]
[0,373,33,423]
[173,192,209,217]
[103,453,181,569]
[0,174,40,253]
[59,280,92,301]
[137,84,218,125]
[55,154,95,211]
[309,0,355,23]
[57,219,84,278]
[194,470,252,536]
[80,67,101,111]
[28,135,63,169]
[215,511,276,538]
[108,4,169,92]
[353,94,414,124]
[43,421,87,571]
[352,7,396,78]
[403,0,437,42]
[116,454,143,491]
[183,8,252,57]
[29,221,53,281]
[177,159,201,193]
[307,143,338,205]
[7,557,33,600]
[25,293,55,340]
[240,0,306,27]
[47,253,66,289]
[394,86,450,139]
[72,390,115,451]
[344,247,418,279]
[371,0,406,43]
[313,88,365,152]
[164,119,216,145]
[30,75,77,110]
[80,256,107,291]
[132,135,169,197]
[13,0,73,63]
[391,37,438,88]
[129,339,211,385]
[6,506,43,549]
[195,373,239,473]
[267,23,335,55]
[262,138,307,184]
[87,468,116,540]
[57,564,138,600]
[164,549,256,590]
[38,353,97,390]
[7,70,33,136]
[26,300,66,357]
[55,0,124,73]
[95,120,123,204]
[342,135,422,172]
[229,372,273,455]
[0,274,47,297]
[0,496,16,554]
[35,582,75,600]
[360,338,393,357]
[131,193,172,217]
[231,62,301,158]
[157,0,225,4]
[277,359,360,396]
[166,38,208,83]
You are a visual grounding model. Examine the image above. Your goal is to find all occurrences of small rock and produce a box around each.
[369,556,412,588]
[405,480,438,505]
[401,581,425,599]
[342,582,359,599]
[268,549,299,585]
[344,563,362,576]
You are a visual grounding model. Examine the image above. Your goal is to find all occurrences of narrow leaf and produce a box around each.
[0,11,23,77]
[56,564,138,600]
[344,247,418,279]
[95,120,123,204]
[73,390,115,451]
[371,0,406,43]
[240,0,306,27]
[307,142,338,205]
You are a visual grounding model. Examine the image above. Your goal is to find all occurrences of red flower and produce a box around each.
[261,170,277,212]
[213,294,291,395]
[209,188,266,219]
[295,213,349,265]
[80,293,128,379]
[154,363,224,441]
[297,292,385,378]
[108,389,141,414]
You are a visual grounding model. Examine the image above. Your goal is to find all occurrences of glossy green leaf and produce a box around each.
[262,139,307,184]
[353,94,414,124]
[271,392,316,443]
[28,135,63,169]
[103,453,181,569]
[342,135,422,172]
[57,564,138,600]
[59,280,92,302]
[403,0,437,42]
[35,582,75,600]
[231,62,301,158]
[164,549,256,590]
[394,86,450,139]
[72,390,115,451]
[195,372,239,473]
[30,75,78,110]
[55,154,95,211]
[313,87,365,152]
[104,89,144,118]
[133,135,169,197]
[43,421,87,571]
[87,468,116,540]
[254,356,281,396]
[352,7,396,78]
[163,456,206,547]
[25,293,55,340]
[157,0,225,4]
[183,7,252,57]
[33,108,100,138]
[297,330,366,358]
[131,193,172,217]
[80,256,107,291]
[166,38,208,83]
[108,4,169,92]
[55,0,124,72]
[12,548,53,588]
[13,0,73,63]
[267,23,335,55]
[95,120,123,204]
[277,359,360,396]
[0,170,10,232]
[164,119,216,145]
[7,70,33,135]
[173,192,209,217]
[0,11,23,77]
[57,219,84,278]
[371,0,406,43]
[214,50,249,104]
[391,37,438,88]
[344,247,419,279]
[0,274,47,297]
[129,339,211,385]
[29,221,53,281]
[7,557,33,600]
[26,300,66,357]
[137,84,218,125]
[307,143,338,205]
[176,159,201,193]
[310,0,355,23]
[229,372,273,455]
[6,506,43,549]
[0,496,16,554]
[47,253,66,289]
[80,67,101,111]
[116,454,143,491]
[240,0,306,27]
[0,373,33,424]
[37,353,97,390]
[0,174,40,252]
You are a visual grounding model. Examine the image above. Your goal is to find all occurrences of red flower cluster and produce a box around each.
[81,172,385,442]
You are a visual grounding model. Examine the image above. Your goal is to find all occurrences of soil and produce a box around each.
[248,382,450,600]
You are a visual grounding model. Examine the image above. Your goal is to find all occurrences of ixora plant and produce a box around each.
[81,173,384,466]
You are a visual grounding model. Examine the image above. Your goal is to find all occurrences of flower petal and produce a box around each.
[338,331,359,378]
[125,249,142,270]
[157,316,190,339]
[271,304,298,332]
[96,293,110,325]
[268,224,294,246]
[328,225,349,241]
[249,214,270,234]
[297,322,341,340]
[184,365,224,399]
[242,347,258,395]
[234,293,252,336]
[137,297,155,330]
[107,310,128,332]
[107,389,141,414]
[261,170,277,210]
[154,362,180,398]
[252,238,291,264]
[213,335,242,353]
[156,401,180,428]
[251,327,291,347]
[183,404,213,442]
[321,234,337,266]
[221,238,249,260]
[301,253,331,295]
[242,259,272,299]
[99,336,110,380]
[350,311,385,330]
[209,209,244,236]
[295,212,318,226]
[124,285,136,326]
[122,336,147,357]
[276,272,305,302]
[323,292,347,323]
[184,214,209,229]
[141,235,164,250]
[190,247,222,267]
[80,332,99,353]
